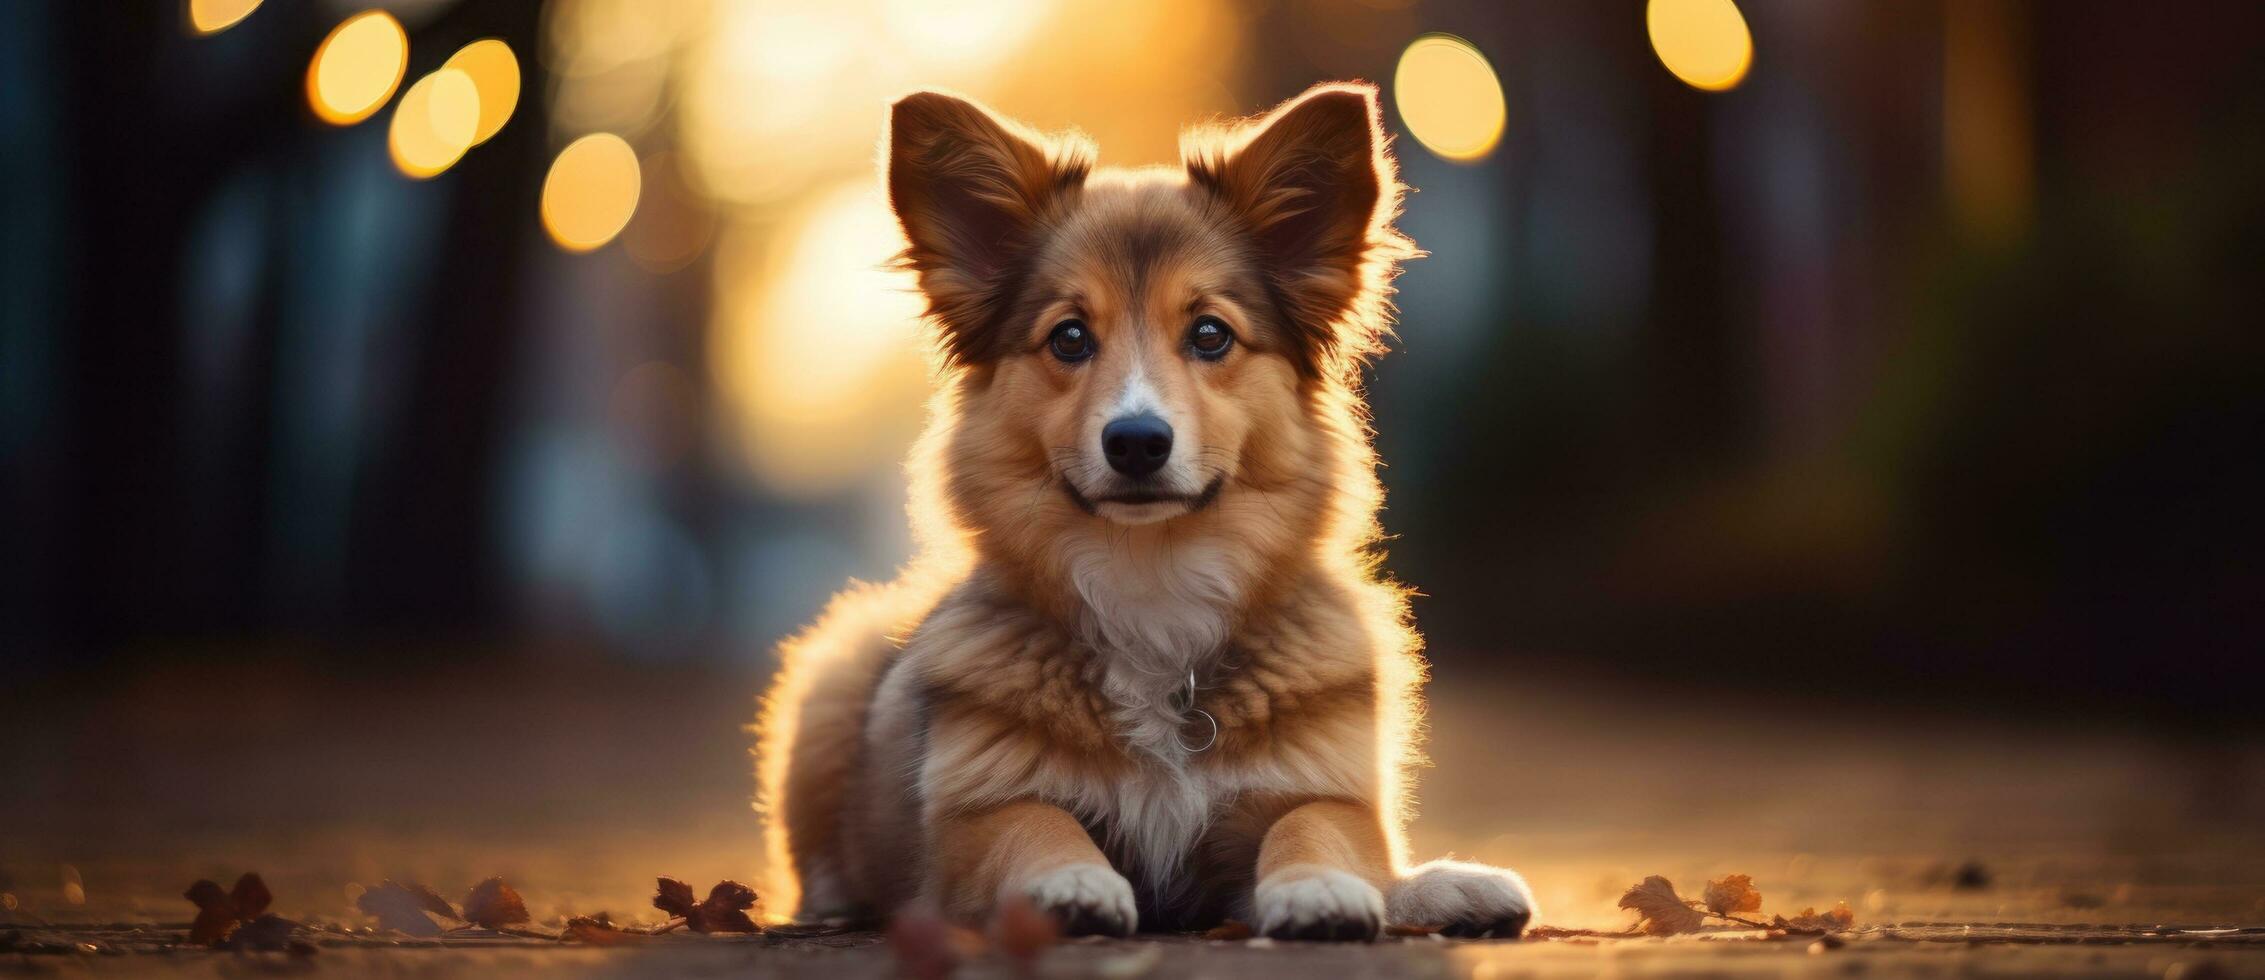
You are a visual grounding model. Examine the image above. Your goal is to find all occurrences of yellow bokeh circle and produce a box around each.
[389,69,481,179]
[1393,34,1507,163]
[1647,0,1754,92]
[443,39,522,146]
[187,0,263,35]
[542,134,643,252]
[306,10,408,125]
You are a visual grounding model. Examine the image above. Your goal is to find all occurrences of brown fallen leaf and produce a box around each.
[223,913,304,952]
[183,873,273,945]
[562,916,657,946]
[889,907,988,980]
[356,880,459,937]
[1774,902,1857,933]
[990,895,1059,971]
[461,877,531,930]
[652,877,761,934]
[1617,876,1706,936]
[1202,919,1254,941]
[1702,874,1763,916]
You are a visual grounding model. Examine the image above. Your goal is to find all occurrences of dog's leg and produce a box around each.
[1387,859,1535,938]
[930,800,1137,936]
[1251,800,1394,941]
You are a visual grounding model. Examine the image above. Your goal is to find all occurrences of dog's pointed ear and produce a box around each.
[887,91,1091,363]
[1187,83,1409,373]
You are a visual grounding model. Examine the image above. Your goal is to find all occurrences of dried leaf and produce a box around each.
[184,873,276,946]
[223,914,301,951]
[1617,876,1706,936]
[1702,874,1763,915]
[992,895,1059,969]
[229,874,272,920]
[461,877,531,929]
[888,907,986,980]
[1774,902,1857,933]
[653,877,760,933]
[694,881,760,934]
[356,881,455,937]
[653,877,699,919]
[562,916,656,946]
[1202,919,1254,941]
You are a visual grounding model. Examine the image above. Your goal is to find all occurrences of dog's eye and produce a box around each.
[1188,316,1234,360]
[1048,320,1094,363]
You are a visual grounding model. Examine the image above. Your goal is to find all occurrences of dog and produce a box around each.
[753,81,1534,940]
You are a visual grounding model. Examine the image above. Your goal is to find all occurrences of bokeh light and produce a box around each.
[1646,0,1753,92]
[443,39,521,146]
[542,134,642,252]
[1393,34,1507,163]
[711,181,929,495]
[186,0,262,35]
[387,69,480,179]
[306,10,408,126]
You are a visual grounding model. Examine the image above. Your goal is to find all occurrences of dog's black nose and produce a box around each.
[1101,415,1172,478]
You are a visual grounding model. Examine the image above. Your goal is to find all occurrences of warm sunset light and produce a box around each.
[1646,0,1753,92]
[186,0,262,35]
[542,134,642,252]
[711,181,929,495]
[388,69,481,179]
[1393,34,1507,163]
[443,39,521,146]
[306,10,408,125]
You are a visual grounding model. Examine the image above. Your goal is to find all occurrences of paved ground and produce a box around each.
[4,655,2260,976]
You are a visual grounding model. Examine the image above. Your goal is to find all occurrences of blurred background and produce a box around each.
[2,0,2261,933]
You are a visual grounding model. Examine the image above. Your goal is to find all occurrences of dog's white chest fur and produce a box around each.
[1061,531,1246,892]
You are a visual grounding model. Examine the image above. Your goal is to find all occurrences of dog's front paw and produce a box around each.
[1021,863,1137,937]
[1254,865,1386,941]
[1388,860,1536,939]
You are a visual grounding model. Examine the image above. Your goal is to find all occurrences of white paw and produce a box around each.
[1254,865,1386,941]
[1388,859,1536,938]
[1020,863,1137,937]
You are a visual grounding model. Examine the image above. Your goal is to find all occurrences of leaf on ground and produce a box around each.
[461,877,531,929]
[652,877,760,933]
[222,914,303,951]
[562,916,656,946]
[1202,919,1254,941]
[991,895,1059,968]
[888,907,987,980]
[1702,874,1763,915]
[1617,875,1706,936]
[1774,902,1857,933]
[355,880,457,937]
[183,873,273,946]
[654,877,699,919]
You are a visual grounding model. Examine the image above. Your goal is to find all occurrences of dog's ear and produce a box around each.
[1187,83,1409,374]
[888,91,1091,363]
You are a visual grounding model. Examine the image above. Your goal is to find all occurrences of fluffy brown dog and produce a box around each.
[753,82,1533,940]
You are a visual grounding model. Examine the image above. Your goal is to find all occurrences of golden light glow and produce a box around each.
[306,10,408,125]
[711,181,930,495]
[1646,0,1754,92]
[536,0,1245,490]
[443,39,521,145]
[542,134,642,252]
[1392,34,1506,163]
[387,69,481,179]
[187,0,262,35]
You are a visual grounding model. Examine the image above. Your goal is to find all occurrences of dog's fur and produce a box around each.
[752,82,1534,940]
